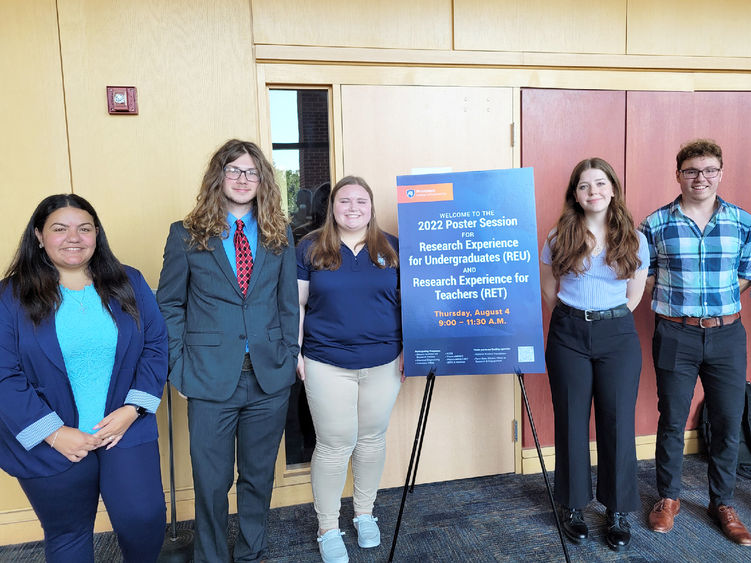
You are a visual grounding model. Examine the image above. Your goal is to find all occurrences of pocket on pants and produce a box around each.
[652,320,680,371]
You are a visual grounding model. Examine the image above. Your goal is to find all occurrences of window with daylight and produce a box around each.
[269,87,331,467]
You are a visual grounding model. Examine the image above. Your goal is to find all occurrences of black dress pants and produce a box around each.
[188,361,290,563]
[545,305,641,512]
[653,316,747,505]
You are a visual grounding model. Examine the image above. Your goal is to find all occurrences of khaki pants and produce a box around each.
[303,356,402,530]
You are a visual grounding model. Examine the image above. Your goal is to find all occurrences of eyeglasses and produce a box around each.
[224,166,261,182]
[679,167,721,180]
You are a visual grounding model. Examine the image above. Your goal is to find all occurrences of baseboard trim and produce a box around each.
[520,430,702,474]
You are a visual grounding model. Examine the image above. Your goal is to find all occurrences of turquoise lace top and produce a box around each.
[55,285,118,433]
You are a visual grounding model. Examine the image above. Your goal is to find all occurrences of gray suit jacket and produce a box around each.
[156,221,299,400]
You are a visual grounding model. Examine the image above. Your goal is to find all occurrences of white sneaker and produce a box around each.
[317,529,348,563]
[353,514,380,548]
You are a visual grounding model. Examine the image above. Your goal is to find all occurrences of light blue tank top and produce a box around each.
[55,285,118,433]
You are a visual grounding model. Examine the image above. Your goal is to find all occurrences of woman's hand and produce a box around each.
[45,426,102,462]
[296,353,306,381]
[540,263,559,312]
[92,405,140,450]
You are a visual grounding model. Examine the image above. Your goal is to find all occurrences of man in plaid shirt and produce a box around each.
[641,139,751,546]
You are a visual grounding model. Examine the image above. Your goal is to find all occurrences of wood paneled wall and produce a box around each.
[254,0,751,60]
[0,2,73,537]
[627,0,751,57]
[454,0,627,53]
[252,0,452,50]
[0,1,71,265]
[58,0,259,284]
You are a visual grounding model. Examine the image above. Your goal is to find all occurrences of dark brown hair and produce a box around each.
[4,194,139,326]
[676,138,723,170]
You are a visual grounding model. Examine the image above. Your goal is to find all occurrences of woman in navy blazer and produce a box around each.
[0,194,168,563]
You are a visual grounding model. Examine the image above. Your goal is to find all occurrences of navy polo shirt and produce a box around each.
[296,233,402,369]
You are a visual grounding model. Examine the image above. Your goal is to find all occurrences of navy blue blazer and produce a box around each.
[157,222,299,400]
[0,266,168,478]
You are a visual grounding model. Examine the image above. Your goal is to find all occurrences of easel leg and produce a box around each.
[388,368,436,562]
[410,374,435,492]
[515,368,571,563]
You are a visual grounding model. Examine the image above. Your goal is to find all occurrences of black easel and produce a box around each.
[515,367,571,563]
[157,384,194,563]
[388,367,436,562]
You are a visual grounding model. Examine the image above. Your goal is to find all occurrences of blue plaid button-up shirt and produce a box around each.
[639,196,751,317]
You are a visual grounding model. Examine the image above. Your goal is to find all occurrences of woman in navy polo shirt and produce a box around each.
[540,158,649,553]
[297,176,402,563]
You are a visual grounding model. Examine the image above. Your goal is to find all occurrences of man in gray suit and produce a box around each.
[157,139,299,562]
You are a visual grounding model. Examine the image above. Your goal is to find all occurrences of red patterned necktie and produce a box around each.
[234,219,253,295]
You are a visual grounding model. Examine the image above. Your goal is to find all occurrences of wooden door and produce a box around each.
[341,85,518,482]
[627,91,751,434]
[521,88,751,451]
[520,88,628,448]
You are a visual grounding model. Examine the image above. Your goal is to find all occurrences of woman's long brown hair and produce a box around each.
[548,158,641,280]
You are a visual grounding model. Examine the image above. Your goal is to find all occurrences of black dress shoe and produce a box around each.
[560,507,588,543]
[606,510,631,551]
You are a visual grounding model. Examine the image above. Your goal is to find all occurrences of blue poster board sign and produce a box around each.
[397,168,545,376]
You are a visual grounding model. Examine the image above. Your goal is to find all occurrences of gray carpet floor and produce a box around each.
[2,454,751,562]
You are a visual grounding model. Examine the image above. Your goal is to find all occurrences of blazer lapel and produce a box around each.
[246,242,267,297]
[111,299,134,373]
[34,315,67,375]
[210,236,244,298]
[104,299,135,411]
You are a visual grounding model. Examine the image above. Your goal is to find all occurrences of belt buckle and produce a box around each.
[584,310,595,321]
[698,317,713,328]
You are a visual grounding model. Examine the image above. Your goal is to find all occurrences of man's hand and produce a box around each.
[296,353,306,381]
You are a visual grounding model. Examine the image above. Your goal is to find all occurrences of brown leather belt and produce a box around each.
[657,312,740,328]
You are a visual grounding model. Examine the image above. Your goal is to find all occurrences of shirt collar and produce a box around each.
[340,241,368,257]
[669,195,727,217]
[222,211,254,239]
[227,211,252,226]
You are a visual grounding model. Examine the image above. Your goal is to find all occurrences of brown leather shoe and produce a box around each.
[648,498,680,533]
[708,504,751,546]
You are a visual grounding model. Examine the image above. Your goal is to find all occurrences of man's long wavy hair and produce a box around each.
[3,194,139,326]
[548,158,641,280]
[304,176,398,270]
[184,139,289,253]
